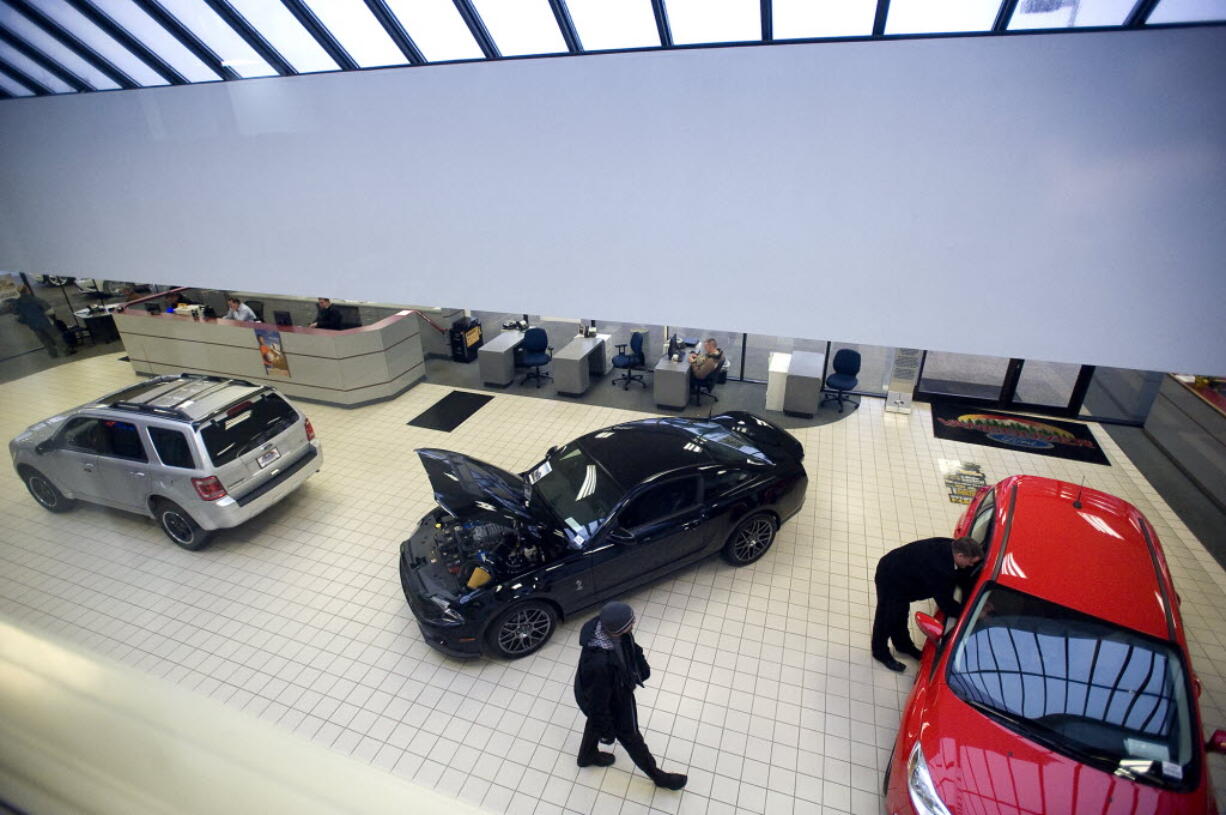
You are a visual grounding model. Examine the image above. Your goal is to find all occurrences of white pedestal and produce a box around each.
[766,351,791,411]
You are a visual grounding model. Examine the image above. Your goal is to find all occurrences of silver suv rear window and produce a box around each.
[200,393,297,467]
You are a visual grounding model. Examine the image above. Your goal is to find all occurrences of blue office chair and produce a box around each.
[692,357,729,405]
[611,331,649,389]
[821,348,861,413]
[518,327,552,387]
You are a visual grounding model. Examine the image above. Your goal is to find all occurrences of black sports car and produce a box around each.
[398,412,807,659]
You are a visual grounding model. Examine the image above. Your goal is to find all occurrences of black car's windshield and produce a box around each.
[947,584,1195,790]
[528,443,623,546]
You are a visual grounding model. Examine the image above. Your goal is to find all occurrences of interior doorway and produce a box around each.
[915,352,1095,418]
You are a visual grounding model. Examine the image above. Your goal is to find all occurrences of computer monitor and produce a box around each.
[667,335,682,360]
[274,310,293,326]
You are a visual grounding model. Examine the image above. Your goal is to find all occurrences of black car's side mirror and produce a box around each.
[609,527,636,544]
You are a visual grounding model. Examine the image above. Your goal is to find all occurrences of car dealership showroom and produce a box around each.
[1,2,1225,814]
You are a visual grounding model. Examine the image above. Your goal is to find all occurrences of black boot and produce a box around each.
[873,652,906,673]
[577,752,615,768]
[652,771,687,790]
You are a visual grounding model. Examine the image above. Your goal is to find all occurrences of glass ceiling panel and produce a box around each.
[565,0,658,50]
[1149,0,1226,22]
[0,39,73,92]
[773,0,878,37]
[667,0,760,44]
[1009,0,1133,27]
[885,0,1001,33]
[155,0,274,78]
[0,2,120,89]
[384,0,483,61]
[92,0,219,82]
[226,0,337,73]
[470,0,567,56]
[26,0,168,85]
[0,70,34,95]
[300,0,408,68]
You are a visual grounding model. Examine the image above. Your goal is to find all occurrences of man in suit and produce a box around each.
[872,536,983,672]
[573,602,687,790]
[310,297,344,330]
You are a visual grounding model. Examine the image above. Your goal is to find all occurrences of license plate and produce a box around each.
[256,447,281,469]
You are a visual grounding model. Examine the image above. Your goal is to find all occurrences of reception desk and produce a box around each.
[114,304,425,407]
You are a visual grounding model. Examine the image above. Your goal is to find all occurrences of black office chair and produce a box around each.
[610,331,649,389]
[274,310,293,326]
[246,300,265,322]
[518,327,552,388]
[821,348,862,413]
[692,357,729,405]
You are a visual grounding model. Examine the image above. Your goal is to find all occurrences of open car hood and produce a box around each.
[416,448,538,526]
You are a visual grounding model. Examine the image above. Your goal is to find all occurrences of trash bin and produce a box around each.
[450,318,482,363]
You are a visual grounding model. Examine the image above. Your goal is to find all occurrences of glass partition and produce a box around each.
[1082,366,1164,424]
[743,334,827,382]
[828,342,894,396]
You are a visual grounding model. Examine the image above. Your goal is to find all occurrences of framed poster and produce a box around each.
[255,327,290,377]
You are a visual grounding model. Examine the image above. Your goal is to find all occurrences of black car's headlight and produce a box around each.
[426,595,465,625]
[907,743,952,815]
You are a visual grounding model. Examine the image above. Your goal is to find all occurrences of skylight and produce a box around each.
[1148,0,1226,23]
[383,0,483,62]
[154,0,276,78]
[300,0,408,68]
[470,0,568,56]
[565,0,659,50]
[0,37,74,92]
[667,0,761,44]
[1009,0,1135,28]
[90,0,219,82]
[25,0,168,85]
[225,0,337,73]
[0,1,121,89]
[885,0,1001,34]
[772,0,878,38]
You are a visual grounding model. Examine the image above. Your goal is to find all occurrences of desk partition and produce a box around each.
[114,299,426,406]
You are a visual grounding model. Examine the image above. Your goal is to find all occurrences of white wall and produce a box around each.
[1,27,1224,374]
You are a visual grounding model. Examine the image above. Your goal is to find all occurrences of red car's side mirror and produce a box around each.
[915,612,943,643]
[1207,730,1226,754]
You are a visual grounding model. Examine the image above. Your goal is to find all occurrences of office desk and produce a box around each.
[478,330,526,387]
[73,304,122,344]
[654,357,691,410]
[114,305,425,406]
[554,333,610,396]
[783,351,826,418]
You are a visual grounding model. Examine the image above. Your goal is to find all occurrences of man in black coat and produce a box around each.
[872,536,983,672]
[310,297,344,330]
[573,602,687,790]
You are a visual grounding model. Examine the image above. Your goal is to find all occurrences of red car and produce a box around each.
[884,475,1226,815]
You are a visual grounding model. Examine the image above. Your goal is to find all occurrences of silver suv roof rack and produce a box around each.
[104,373,260,422]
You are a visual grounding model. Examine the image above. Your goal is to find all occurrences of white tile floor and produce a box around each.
[2,352,1224,815]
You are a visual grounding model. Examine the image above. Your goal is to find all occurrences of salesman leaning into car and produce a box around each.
[573,602,688,790]
[871,536,983,673]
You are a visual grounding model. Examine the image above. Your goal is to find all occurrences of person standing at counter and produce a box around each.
[222,296,257,322]
[3,285,73,358]
[310,297,344,330]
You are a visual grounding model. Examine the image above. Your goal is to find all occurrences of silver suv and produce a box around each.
[9,374,323,550]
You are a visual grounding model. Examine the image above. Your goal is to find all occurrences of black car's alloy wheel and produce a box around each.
[487,601,557,659]
[155,500,212,551]
[22,469,74,513]
[721,513,778,566]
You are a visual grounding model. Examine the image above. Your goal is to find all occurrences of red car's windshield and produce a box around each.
[947,584,1197,791]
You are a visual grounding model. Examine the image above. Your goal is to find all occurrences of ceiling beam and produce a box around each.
[6,0,138,89]
[451,0,499,59]
[547,0,582,53]
[362,0,424,65]
[0,55,51,95]
[993,0,1020,31]
[279,0,358,71]
[761,0,773,41]
[133,0,237,80]
[202,0,295,75]
[1125,0,1162,27]
[872,0,891,36]
[651,0,673,47]
[0,25,92,91]
[64,0,188,85]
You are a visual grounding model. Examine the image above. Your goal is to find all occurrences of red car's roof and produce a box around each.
[993,476,1172,641]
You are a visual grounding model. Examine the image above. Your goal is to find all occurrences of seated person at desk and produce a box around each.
[165,291,197,312]
[222,296,258,322]
[688,338,723,381]
[310,297,344,330]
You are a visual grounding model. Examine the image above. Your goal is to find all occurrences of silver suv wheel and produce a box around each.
[156,500,212,551]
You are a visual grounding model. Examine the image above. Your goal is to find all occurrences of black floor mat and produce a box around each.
[408,390,494,432]
[930,402,1110,466]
